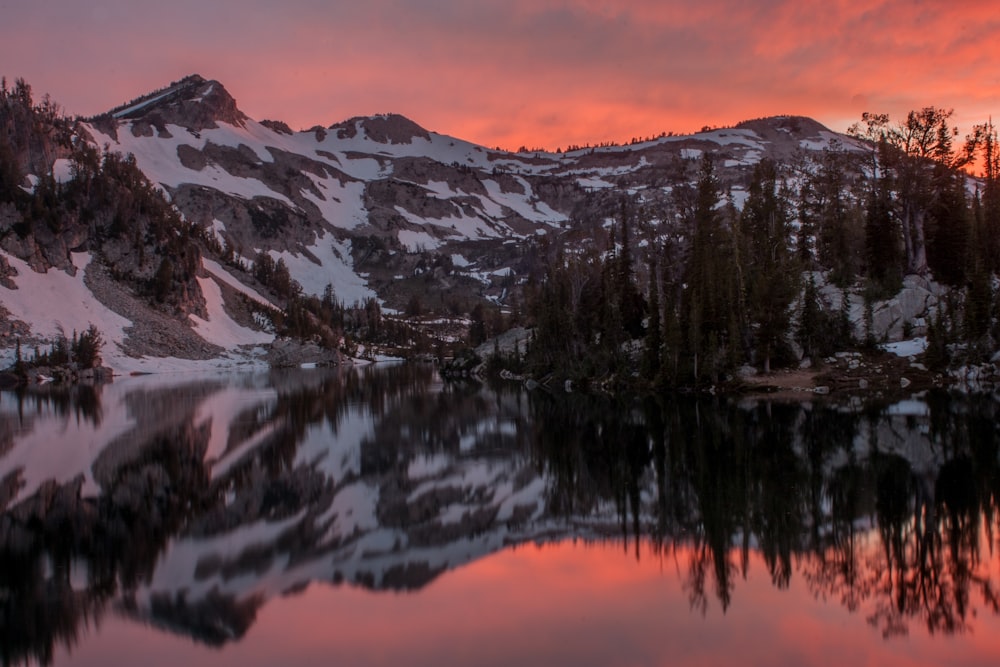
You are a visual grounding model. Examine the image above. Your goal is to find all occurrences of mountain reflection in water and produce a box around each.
[1,365,999,666]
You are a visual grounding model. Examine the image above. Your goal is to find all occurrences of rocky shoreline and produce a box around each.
[744,350,1000,399]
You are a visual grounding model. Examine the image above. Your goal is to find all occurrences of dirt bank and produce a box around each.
[741,350,944,400]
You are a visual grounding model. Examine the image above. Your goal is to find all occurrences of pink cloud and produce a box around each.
[2,0,999,150]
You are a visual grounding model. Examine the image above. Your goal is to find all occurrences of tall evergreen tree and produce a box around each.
[964,193,993,344]
[613,199,647,339]
[977,119,1000,273]
[681,154,738,382]
[741,159,796,373]
[641,254,662,380]
[803,143,864,286]
[925,142,972,286]
[863,177,902,295]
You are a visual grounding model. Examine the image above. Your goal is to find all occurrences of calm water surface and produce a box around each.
[2,364,1000,666]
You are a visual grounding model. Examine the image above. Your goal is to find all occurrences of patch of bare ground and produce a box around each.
[741,367,820,398]
[84,259,222,360]
[742,350,945,400]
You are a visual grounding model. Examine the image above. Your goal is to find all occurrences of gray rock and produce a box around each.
[266,339,344,367]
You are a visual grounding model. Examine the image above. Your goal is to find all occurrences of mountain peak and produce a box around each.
[103,74,248,131]
[734,115,834,138]
[328,113,431,144]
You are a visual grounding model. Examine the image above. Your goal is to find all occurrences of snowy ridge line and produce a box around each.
[111,89,178,119]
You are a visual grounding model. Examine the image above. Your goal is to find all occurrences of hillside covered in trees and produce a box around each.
[503,109,1000,389]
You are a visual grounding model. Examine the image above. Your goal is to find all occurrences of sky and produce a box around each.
[2,0,999,154]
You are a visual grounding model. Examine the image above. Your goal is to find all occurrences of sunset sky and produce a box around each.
[2,0,999,152]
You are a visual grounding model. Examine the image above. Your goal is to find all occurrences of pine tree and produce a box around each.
[153,256,174,302]
[741,159,796,373]
[681,154,738,382]
[797,273,821,360]
[13,338,23,375]
[863,180,901,296]
[926,161,970,286]
[641,254,662,380]
[468,303,487,346]
[925,307,949,370]
[978,119,1000,273]
[613,200,646,339]
[964,194,993,344]
[804,143,863,286]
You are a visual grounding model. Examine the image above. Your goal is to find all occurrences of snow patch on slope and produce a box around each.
[271,233,375,304]
[190,275,274,347]
[0,251,132,347]
[202,258,279,310]
[0,250,276,375]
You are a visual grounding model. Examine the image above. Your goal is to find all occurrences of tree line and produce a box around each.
[512,107,1000,387]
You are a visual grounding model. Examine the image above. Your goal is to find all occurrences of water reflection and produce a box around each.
[1,366,999,665]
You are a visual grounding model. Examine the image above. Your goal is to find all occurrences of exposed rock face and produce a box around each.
[365,178,468,224]
[260,119,293,135]
[265,338,345,367]
[0,246,18,289]
[817,272,945,343]
[0,208,89,274]
[106,74,248,132]
[872,275,944,339]
[329,113,431,144]
[83,260,219,359]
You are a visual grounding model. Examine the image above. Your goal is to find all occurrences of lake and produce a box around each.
[2,364,1000,666]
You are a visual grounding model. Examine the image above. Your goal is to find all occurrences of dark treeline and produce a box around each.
[515,108,1000,387]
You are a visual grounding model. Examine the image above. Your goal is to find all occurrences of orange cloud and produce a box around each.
[2,0,999,152]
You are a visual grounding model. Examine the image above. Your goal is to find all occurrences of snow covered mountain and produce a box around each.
[85,75,855,310]
[1,73,860,369]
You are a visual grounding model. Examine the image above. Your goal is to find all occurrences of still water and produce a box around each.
[2,363,1000,666]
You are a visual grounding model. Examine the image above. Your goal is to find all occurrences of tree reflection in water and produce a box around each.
[528,390,1000,637]
[0,366,998,664]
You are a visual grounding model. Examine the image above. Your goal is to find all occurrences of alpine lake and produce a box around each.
[2,362,1000,667]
